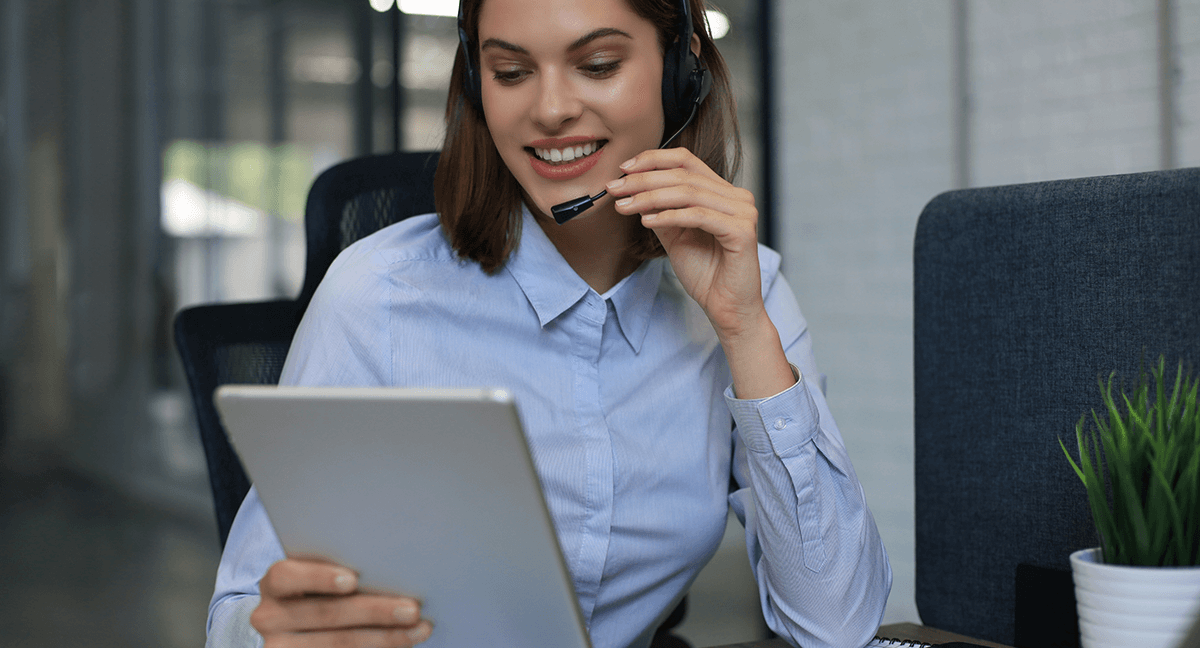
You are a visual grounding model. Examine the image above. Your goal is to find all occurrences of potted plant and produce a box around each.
[1061,355,1200,648]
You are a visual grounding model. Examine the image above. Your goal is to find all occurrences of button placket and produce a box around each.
[566,291,615,622]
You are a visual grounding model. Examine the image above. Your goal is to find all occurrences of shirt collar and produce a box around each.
[505,205,592,328]
[505,205,663,353]
[605,255,663,354]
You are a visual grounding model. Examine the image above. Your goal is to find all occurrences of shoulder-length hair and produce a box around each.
[434,0,742,273]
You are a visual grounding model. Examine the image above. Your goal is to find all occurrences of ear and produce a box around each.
[690,32,701,59]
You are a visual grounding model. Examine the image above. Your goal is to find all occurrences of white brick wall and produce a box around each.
[970,0,1160,186]
[773,0,1195,628]
[1180,1,1200,166]
[775,0,955,626]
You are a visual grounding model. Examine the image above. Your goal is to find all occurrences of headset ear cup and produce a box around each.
[464,56,482,111]
[661,0,711,135]
[661,44,683,127]
[694,64,712,107]
[662,45,708,135]
[458,5,483,111]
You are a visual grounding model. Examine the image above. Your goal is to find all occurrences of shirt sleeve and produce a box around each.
[724,257,892,648]
[206,486,279,647]
[206,246,394,646]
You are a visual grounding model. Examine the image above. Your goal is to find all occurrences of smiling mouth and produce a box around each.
[527,140,607,166]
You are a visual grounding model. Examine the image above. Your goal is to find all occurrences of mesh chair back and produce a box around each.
[174,300,300,546]
[175,151,440,547]
[913,167,1200,646]
[299,151,440,309]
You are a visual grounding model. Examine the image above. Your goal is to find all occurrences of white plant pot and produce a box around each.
[1070,548,1200,648]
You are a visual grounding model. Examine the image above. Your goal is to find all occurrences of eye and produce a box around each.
[580,59,620,78]
[491,67,530,85]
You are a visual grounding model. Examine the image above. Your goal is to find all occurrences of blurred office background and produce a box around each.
[0,0,1197,646]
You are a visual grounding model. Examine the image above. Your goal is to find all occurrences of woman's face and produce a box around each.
[476,0,665,220]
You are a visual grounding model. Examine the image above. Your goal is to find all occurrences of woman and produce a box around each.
[207,0,891,646]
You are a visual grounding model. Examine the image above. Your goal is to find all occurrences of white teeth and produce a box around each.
[535,141,601,164]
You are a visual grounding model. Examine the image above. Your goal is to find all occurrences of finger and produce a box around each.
[607,168,748,206]
[639,206,752,246]
[254,593,424,634]
[618,147,720,180]
[614,183,757,228]
[261,620,434,648]
[260,559,359,599]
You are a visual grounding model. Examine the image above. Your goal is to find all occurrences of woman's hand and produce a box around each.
[607,147,795,399]
[251,558,433,648]
[608,148,762,338]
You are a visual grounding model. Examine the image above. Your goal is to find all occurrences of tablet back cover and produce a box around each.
[215,385,591,648]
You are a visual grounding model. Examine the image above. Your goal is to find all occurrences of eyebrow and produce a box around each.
[568,28,633,51]
[480,27,633,56]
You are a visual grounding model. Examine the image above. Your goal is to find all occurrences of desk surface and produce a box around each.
[708,622,1016,648]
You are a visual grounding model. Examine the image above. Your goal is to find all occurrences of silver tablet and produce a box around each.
[215,385,591,648]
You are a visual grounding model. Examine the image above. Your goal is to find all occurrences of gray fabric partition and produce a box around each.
[913,167,1200,646]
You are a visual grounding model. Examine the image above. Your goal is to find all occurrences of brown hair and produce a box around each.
[434,0,741,273]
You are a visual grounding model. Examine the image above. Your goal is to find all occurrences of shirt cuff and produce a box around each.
[724,365,821,457]
[206,594,263,648]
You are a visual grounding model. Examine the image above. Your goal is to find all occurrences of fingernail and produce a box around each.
[407,622,433,643]
[615,197,632,208]
[619,158,635,170]
[393,601,418,622]
[642,212,657,221]
[334,572,355,592]
[606,177,625,191]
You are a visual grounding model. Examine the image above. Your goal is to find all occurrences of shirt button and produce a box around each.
[773,418,787,430]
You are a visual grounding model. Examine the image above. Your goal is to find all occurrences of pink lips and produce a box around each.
[527,138,605,181]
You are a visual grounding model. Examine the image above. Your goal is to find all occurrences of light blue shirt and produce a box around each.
[207,208,891,648]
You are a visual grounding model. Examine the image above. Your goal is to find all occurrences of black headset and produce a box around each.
[456,0,712,137]
[456,0,714,223]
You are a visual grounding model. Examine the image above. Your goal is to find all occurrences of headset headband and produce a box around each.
[456,0,711,134]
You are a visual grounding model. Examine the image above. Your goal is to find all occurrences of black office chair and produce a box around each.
[174,298,300,546]
[175,151,440,547]
[913,167,1200,647]
[297,151,440,311]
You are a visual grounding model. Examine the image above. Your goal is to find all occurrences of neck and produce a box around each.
[531,200,642,294]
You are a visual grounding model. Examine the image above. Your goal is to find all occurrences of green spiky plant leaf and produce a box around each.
[1060,355,1200,566]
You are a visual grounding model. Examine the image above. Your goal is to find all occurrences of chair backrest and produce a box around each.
[913,167,1200,646]
[175,299,300,546]
[175,151,440,547]
[299,151,440,310]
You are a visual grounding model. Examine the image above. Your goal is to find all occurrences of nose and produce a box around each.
[531,68,582,131]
